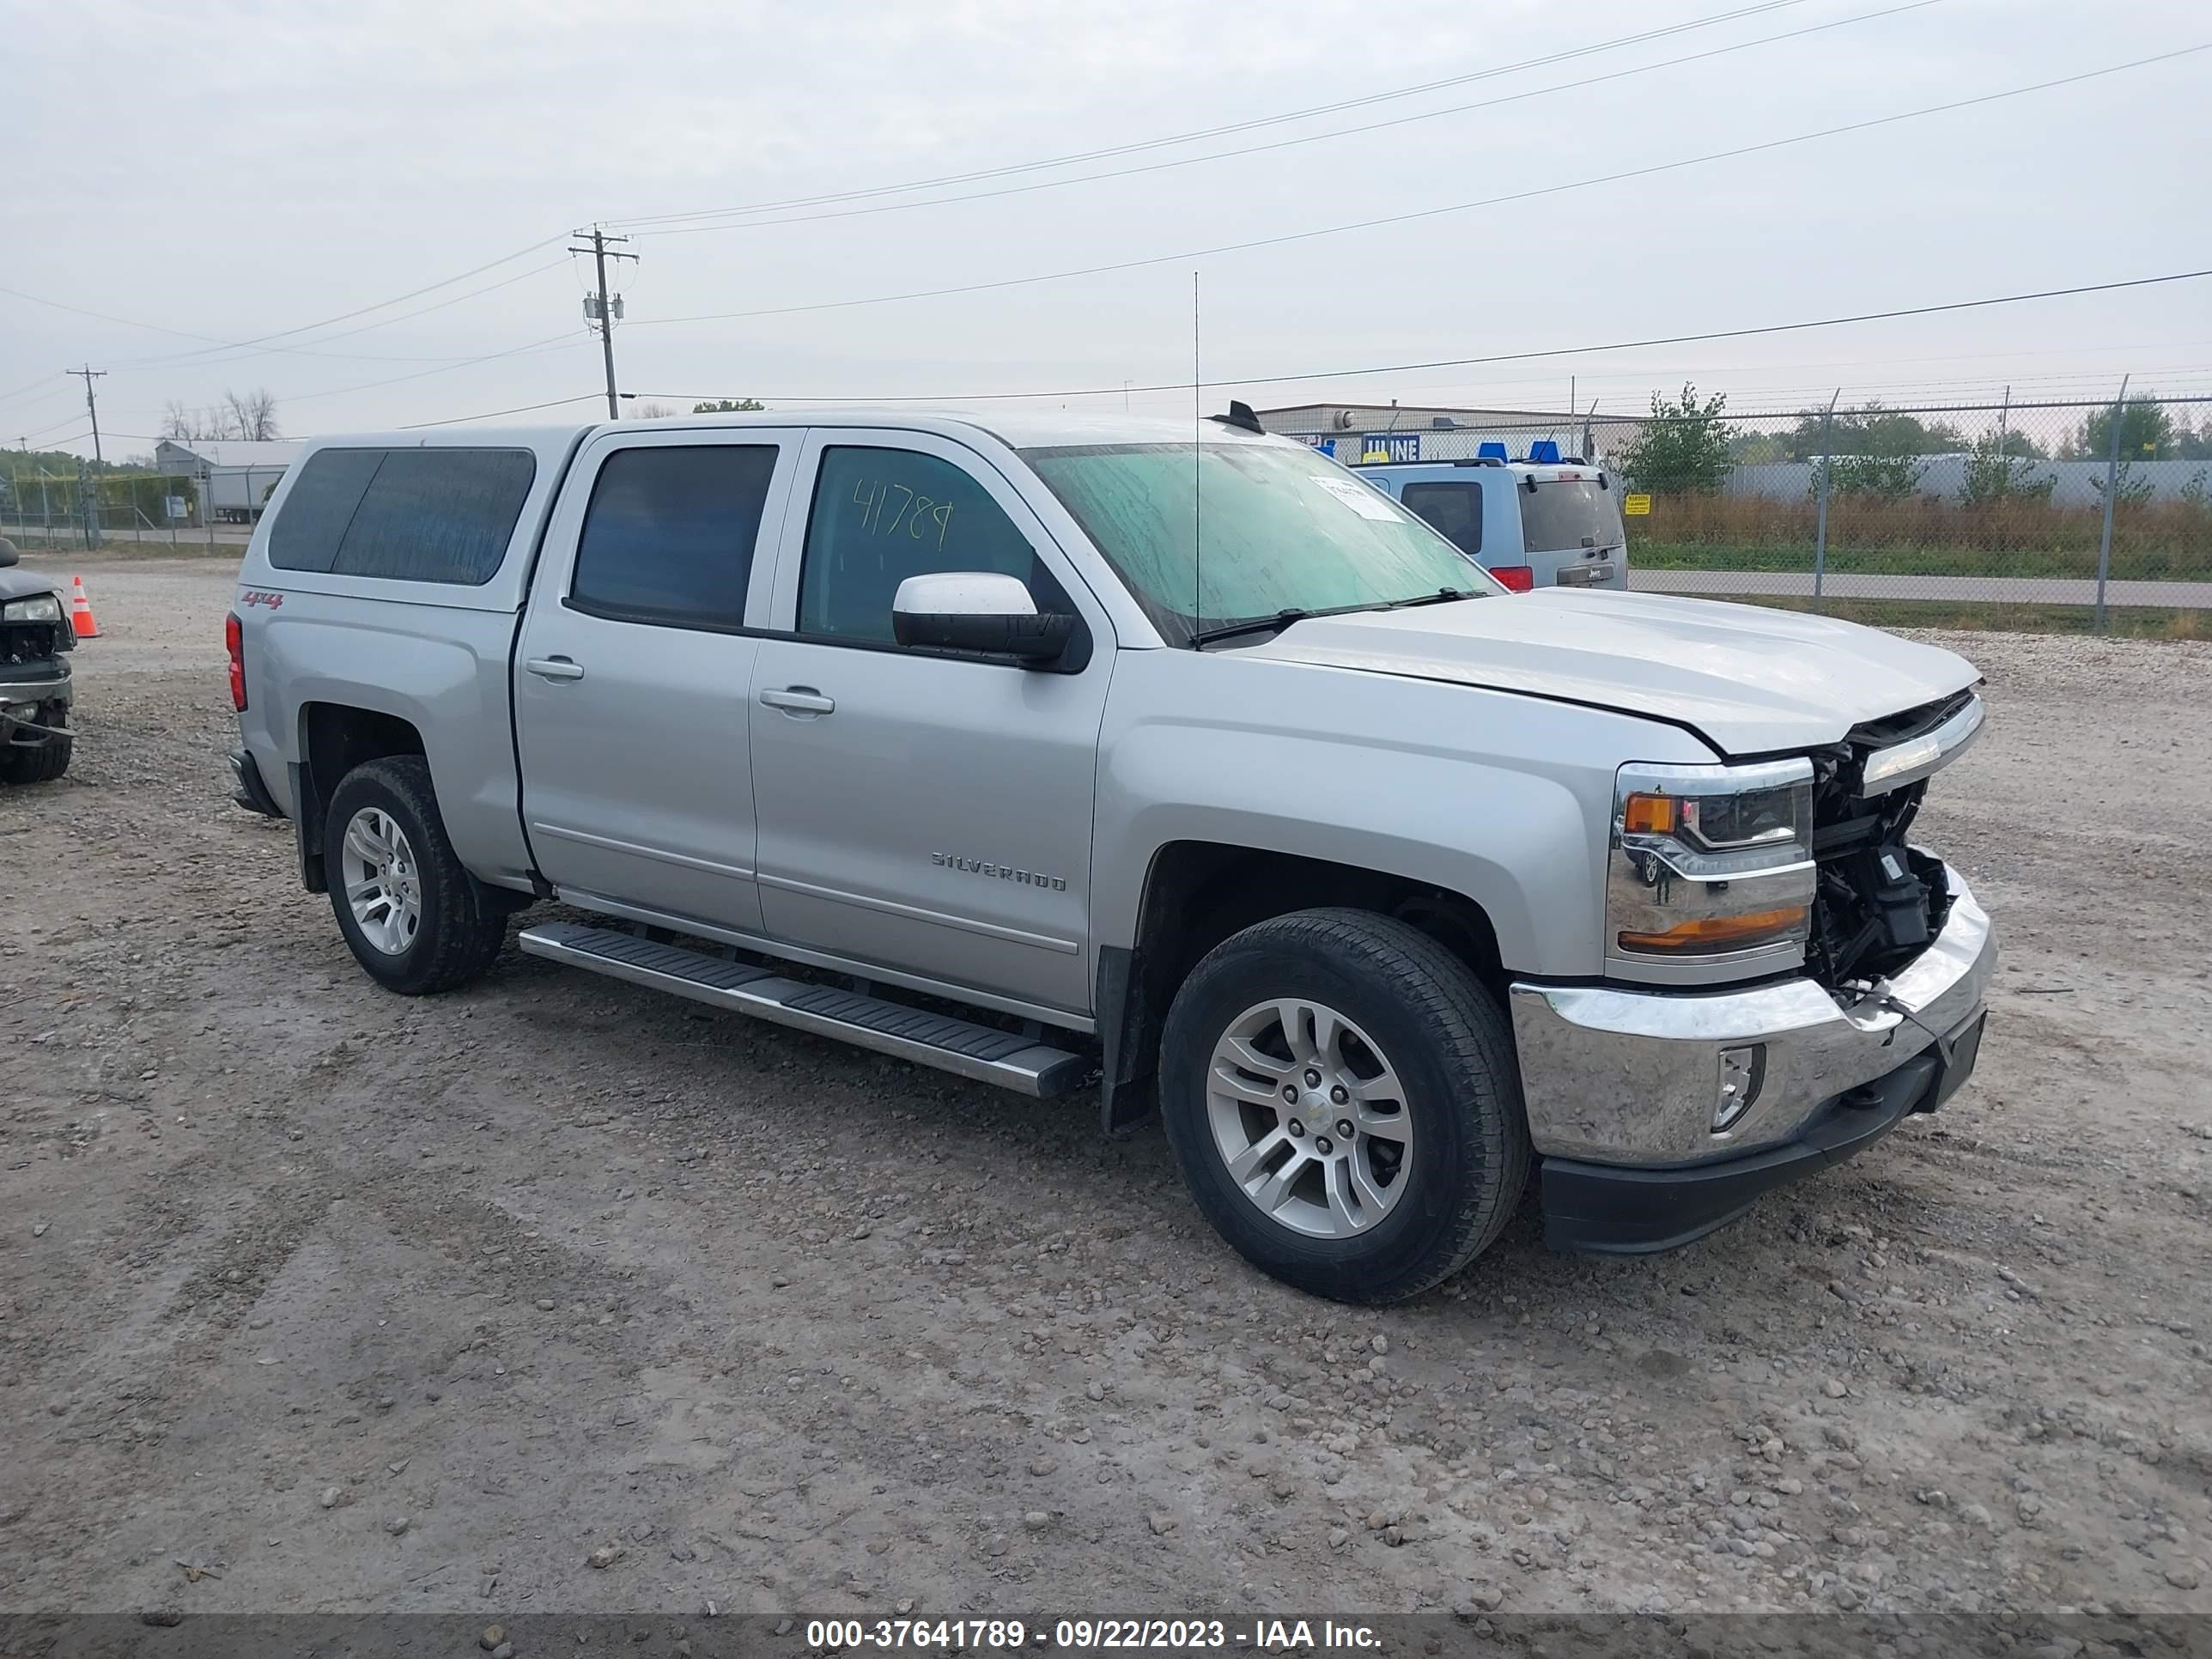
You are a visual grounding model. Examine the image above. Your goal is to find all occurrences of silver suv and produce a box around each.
[227,405,1993,1304]
[1355,459,1629,592]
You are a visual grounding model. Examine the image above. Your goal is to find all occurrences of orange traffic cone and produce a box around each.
[68,575,100,639]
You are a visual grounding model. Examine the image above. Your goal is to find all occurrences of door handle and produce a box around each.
[759,685,835,715]
[526,656,585,682]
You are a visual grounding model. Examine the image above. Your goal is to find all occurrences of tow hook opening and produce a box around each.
[1713,1043,1765,1133]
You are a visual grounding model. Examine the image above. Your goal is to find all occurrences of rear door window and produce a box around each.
[332,450,537,584]
[1400,480,1483,557]
[268,447,536,585]
[568,445,781,630]
[266,449,383,574]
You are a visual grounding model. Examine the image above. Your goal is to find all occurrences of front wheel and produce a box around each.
[0,708,72,784]
[1158,908,1529,1304]
[323,755,508,994]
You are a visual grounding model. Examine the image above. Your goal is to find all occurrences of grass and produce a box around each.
[1634,539,2212,582]
[1628,492,2212,582]
[1728,594,2207,640]
[4,534,235,561]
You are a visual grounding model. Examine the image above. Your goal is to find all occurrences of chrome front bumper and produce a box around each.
[1508,869,1996,1166]
[0,665,71,709]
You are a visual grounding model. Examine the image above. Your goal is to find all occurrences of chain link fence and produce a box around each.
[0,468,267,553]
[1286,392,2212,635]
[9,397,2211,633]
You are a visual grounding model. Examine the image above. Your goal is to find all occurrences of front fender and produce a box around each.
[1091,651,1718,978]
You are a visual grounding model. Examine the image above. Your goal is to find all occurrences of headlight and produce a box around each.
[2,593,63,624]
[1608,758,1816,978]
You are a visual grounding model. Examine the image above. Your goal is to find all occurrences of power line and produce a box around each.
[278,333,589,405]
[739,51,2211,329]
[135,234,572,364]
[0,266,566,371]
[628,44,2209,332]
[14,407,93,444]
[0,236,570,380]
[399,393,608,429]
[102,259,574,368]
[631,268,2212,405]
[608,0,1814,231]
[0,380,82,423]
[634,0,1944,240]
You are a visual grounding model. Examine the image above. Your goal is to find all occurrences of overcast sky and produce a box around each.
[4,0,2208,456]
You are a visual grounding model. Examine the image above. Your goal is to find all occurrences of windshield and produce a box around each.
[1023,441,1493,644]
[1518,477,1625,554]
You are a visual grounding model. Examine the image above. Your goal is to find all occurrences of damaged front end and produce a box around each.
[0,557,77,778]
[1807,689,1984,994]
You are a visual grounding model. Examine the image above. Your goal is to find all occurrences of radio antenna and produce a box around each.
[1192,269,1201,640]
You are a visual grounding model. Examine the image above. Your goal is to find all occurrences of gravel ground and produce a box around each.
[3,555,2209,1622]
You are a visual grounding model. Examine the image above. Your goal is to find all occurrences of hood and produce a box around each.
[0,565,63,605]
[1246,587,1979,757]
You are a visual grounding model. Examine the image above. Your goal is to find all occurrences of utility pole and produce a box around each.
[69,367,107,549]
[68,367,107,467]
[569,227,636,420]
[2094,374,2129,632]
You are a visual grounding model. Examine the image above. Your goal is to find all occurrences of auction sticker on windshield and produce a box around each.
[1310,476,1404,522]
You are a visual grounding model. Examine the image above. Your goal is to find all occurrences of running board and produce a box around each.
[516,921,1089,1098]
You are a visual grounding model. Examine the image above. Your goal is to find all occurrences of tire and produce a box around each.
[323,755,508,994]
[1158,908,1530,1304]
[0,732,71,783]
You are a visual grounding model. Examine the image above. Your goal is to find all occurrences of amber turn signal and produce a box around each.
[1620,792,1680,836]
[1616,907,1808,954]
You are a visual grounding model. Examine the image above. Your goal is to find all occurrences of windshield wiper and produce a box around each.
[1381,586,1474,610]
[1190,609,1310,648]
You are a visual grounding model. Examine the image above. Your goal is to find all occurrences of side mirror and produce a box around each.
[0,538,18,568]
[892,571,1076,665]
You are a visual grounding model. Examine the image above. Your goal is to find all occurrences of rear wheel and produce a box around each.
[1158,908,1528,1304]
[324,756,508,994]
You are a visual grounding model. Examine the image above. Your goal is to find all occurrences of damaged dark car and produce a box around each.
[0,537,75,783]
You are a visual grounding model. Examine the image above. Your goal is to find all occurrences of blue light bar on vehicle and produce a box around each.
[1528,440,1561,464]
[1476,441,1510,461]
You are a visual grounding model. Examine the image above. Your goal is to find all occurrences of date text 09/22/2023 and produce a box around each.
[802,1619,1382,1650]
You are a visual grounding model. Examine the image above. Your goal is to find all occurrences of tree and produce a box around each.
[1787,402,1965,461]
[693,398,765,413]
[1960,431,2055,506]
[160,399,222,441]
[160,388,282,442]
[1620,384,1732,495]
[2072,398,2174,461]
[2091,460,2154,507]
[224,387,281,441]
[1823,453,1924,499]
[629,401,677,420]
[1727,428,1790,464]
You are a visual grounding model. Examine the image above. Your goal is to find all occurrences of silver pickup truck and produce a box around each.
[228,407,1994,1304]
